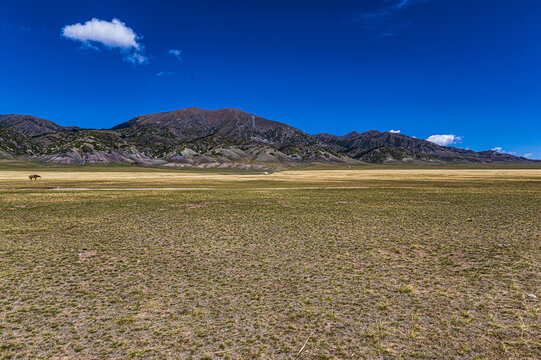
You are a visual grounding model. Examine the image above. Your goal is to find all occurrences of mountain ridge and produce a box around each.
[0,108,536,168]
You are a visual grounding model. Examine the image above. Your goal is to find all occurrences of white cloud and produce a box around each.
[524,153,533,158]
[389,129,400,133]
[62,18,147,64]
[426,134,462,146]
[62,18,140,48]
[491,147,517,155]
[168,49,182,62]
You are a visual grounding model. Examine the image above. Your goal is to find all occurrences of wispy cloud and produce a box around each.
[124,53,148,65]
[426,134,462,146]
[389,129,401,133]
[386,0,430,11]
[524,153,533,158]
[156,71,177,77]
[19,26,31,31]
[168,49,182,62]
[348,0,430,36]
[393,0,428,9]
[61,18,148,65]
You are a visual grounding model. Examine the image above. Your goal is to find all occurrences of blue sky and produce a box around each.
[1,0,540,158]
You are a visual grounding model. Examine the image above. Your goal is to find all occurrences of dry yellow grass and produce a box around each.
[0,168,540,359]
[1,169,540,189]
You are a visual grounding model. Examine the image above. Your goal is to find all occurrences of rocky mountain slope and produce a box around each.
[113,108,314,145]
[0,114,68,136]
[313,130,526,163]
[0,108,535,168]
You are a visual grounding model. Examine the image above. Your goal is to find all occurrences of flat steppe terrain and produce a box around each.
[1,167,541,189]
[0,168,539,359]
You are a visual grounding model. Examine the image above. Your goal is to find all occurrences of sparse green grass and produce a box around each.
[0,170,539,358]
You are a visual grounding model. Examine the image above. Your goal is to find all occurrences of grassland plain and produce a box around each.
[0,169,540,359]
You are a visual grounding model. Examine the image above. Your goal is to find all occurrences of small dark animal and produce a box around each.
[29,174,41,180]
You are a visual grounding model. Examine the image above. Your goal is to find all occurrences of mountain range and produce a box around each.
[0,108,535,169]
